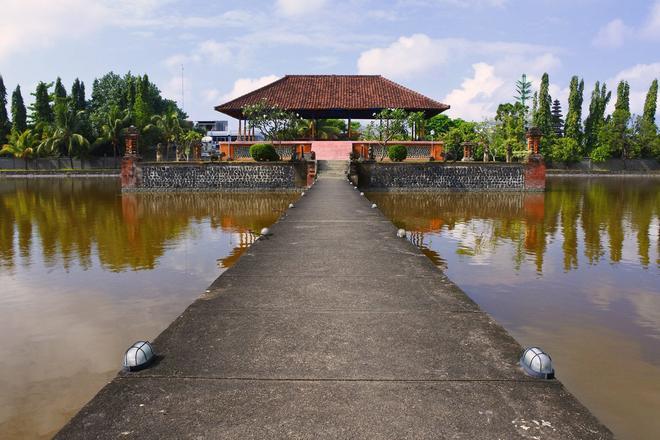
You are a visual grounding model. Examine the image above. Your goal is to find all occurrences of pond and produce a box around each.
[368,176,659,440]
[0,176,658,439]
[0,178,297,439]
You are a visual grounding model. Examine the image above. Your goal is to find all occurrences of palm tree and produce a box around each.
[100,106,131,161]
[297,119,344,140]
[40,102,90,168]
[145,112,181,161]
[1,129,38,169]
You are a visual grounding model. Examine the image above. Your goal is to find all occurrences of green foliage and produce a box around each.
[515,73,532,111]
[39,101,90,166]
[493,102,526,161]
[643,79,658,125]
[11,85,27,133]
[605,80,632,159]
[584,81,611,155]
[70,78,86,112]
[54,77,67,100]
[242,100,301,142]
[1,129,38,168]
[533,73,553,143]
[100,106,131,158]
[0,75,10,144]
[551,137,581,163]
[145,111,182,160]
[426,114,458,137]
[29,81,54,126]
[388,144,407,161]
[442,120,477,161]
[564,76,584,147]
[249,143,279,161]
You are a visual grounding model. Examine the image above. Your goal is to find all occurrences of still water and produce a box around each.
[0,178,297,439]
[369,177,659,440]
[0,177,658,439]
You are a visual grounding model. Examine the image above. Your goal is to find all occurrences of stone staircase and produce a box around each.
[317,160,348,178]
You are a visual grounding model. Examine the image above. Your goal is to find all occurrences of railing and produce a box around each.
[218,141,313,161]
[351,141,444,161]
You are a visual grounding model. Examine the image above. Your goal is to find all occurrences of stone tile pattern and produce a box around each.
[360,163,526,191]
[141,163,299,189]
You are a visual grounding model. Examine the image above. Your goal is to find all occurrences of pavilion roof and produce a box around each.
[215,75,450,119]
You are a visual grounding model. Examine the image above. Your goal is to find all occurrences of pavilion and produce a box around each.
[214,75,450,160]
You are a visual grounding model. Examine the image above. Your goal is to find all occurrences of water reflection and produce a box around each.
[369,177,660,440]
[0,178,296,439]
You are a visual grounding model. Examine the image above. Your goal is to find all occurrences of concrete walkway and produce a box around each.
[56,176,612,439]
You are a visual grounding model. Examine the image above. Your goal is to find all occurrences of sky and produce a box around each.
[1,0,660,128]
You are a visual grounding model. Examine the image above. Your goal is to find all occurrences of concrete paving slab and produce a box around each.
[56,378,611,440]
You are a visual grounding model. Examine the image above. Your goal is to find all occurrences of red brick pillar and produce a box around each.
[524,127,545,191]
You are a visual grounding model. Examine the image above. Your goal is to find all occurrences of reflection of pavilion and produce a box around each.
[217,231,258,269]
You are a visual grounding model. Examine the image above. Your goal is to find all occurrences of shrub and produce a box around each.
[250,143,279,161]
[388,144,407,162]
[550,137,581,163]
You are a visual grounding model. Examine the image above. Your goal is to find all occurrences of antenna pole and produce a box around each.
[181,64,185,112]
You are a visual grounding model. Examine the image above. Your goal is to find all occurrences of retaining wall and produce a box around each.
[354,160,545,191]
[121,159,309,191]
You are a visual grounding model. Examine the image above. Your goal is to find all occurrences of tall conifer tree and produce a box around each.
[54,77,67,100]
[584,81,611,154]
[642,79,658,125]
[564,76,584,146]
[29,81,54,126]
[11,85,27,133]
[533,73,553,138]
[0,75,10,143]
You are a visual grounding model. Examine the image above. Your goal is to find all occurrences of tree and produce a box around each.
[584,81,611,155]
[564,76,584,147]
[637,79,659,157]
[100,106,131,160]
[426,114,458,138]
[29,81,54,127]
[493,102,526,162]
[11,85,27,133]
[594,81,632,160]
[551,99,564,137]
[532,73,553,156]
[0,75,10,144]
[642,79,658,125]
[515,73,532,121]
[1,129,38,169]
[364,108,409,160]
[132,78,150,129]
[39,100,90,167]
[242,100,301,145]
[71,78,86,111]
[145,111,182,160]
[441,120,478,161]
[54,77,67,100]
[551,137,581,163]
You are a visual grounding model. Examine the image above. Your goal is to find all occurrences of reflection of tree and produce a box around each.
[370,178,659,274]
[0,179,296,271]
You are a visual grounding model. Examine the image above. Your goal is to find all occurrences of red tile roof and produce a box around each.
[215,75,450,119]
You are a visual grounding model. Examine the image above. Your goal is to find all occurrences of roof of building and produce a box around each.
[215,75,450,119]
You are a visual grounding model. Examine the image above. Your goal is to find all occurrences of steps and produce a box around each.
[316,160,348,178]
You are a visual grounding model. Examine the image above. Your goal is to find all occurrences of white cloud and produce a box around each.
[357,34,448,78]
[609,63,660,115]
[163,40,234,69]
[276,0,327,17]
[641,1,660,39]
[443,63,504,120]
[221,75,281,102]
[593,19,630,48]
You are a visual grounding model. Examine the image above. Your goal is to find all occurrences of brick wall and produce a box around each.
[121,161,308,191]
[355,162,545,191]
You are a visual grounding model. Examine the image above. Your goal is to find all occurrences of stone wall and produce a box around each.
[355,162,545,191]
[121,160,309,191]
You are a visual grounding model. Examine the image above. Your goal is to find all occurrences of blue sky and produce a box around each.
[1,0,659,127]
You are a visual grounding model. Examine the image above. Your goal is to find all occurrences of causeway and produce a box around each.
[56,173,612,439]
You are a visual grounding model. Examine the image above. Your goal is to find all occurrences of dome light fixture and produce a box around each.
[520,347,554,379]
[397,229,406,238]
[123,341,155,371]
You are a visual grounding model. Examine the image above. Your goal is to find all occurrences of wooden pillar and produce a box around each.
[347,118,352,140]
[238,119,242,141]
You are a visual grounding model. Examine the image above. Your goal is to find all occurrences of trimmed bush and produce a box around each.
[250,143,279,161]
[388,144,407,162]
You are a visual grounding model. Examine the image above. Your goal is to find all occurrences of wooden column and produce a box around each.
[238,119,242,141]
[347,118,352,139]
